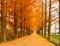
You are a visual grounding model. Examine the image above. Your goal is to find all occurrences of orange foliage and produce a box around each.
[0,0,42,32]
[22,0,42,31]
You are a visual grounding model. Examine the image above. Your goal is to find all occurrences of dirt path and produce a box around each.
[0,33,55,46]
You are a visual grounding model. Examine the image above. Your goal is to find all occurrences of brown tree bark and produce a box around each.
[44,0,47,38]
[48,0,51,40]
[59,0,60,45]
[1,0,6,42]
[14,2,18,38]
[41,0,44,36]
[20,8,23,36]
[59,0,60,36]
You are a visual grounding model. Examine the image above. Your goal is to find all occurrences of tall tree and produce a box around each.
[44,0,47,38]
[14,1,18,38]
[48,0,51,40]
[59,0,60,45]
[1,0,6,42]
[41,0,44,36]
[59,0,60,35]
[20,8,23,36]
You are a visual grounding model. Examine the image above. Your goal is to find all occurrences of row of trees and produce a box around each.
[0,1,60,45]
[41,0,51,40]
[41,0,60,45]
[0,0,42,42]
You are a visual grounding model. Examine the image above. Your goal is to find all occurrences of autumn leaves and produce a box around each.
[0,0,43,32]
[22,0,43,32]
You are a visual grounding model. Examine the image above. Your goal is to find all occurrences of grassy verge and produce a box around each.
[50,34,60,46]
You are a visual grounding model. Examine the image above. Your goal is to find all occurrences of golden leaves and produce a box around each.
[0,0,42,31]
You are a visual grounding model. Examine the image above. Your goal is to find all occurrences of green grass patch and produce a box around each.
[50,34,60,45]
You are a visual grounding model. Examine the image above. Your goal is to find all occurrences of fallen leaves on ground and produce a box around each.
[0,33,56,46]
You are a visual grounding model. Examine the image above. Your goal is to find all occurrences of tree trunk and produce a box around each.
[1,1,6,42]
[59,0,60,45]
[20,8,23,36]
[48,0,51,40]
[44,0,47,38]
[41,0,44,36]
[59,0,60,36]
[14,2,18,38]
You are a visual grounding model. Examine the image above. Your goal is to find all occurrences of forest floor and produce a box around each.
[0,33,56,46]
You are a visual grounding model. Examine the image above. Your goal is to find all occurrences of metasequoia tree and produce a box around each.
[44,0,47,38]
[41,0,44,36]
[0,0,7,42]
[59,0,60,33]
[48,0,51,40]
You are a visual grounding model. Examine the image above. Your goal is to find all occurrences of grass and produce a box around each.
[50,34,60,46]
[50,34,59,42]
